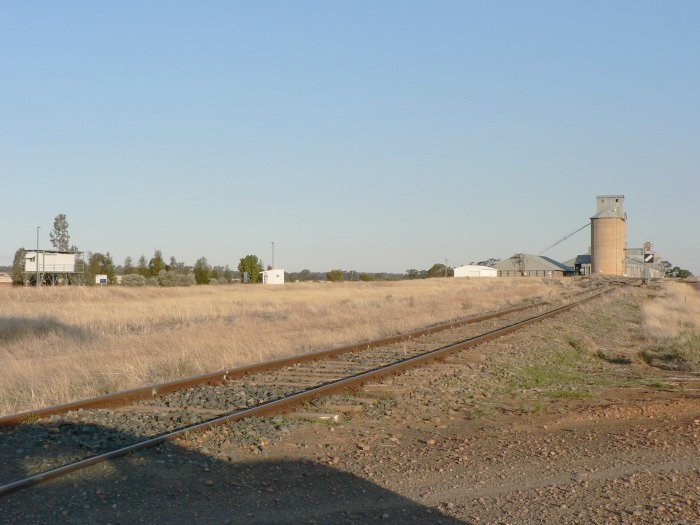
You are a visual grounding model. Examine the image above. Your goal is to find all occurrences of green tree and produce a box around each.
[11,247,26,284]
[427,263,453,278]
[148,250,166,277]
[238,255,263,283]
[86,252,116,284]
[137,255,149,277]
[123,256,135,275]
[326,269,344,282]
[71,255,86,285]
[223,265,233,283]
[667,266,693,278]
[49,214,71,251]
[358,273,375,281]
[476,258,500,267]
[193,257,212,284]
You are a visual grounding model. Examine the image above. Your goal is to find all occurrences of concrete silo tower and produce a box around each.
[591,195,627,276]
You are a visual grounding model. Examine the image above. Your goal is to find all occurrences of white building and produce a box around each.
[24,251,76,273]
[261,268,285,285]
[453,264,498,278]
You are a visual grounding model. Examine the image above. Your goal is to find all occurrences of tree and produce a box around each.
[71,255,86,285]
[667,266,693,278]
[238,255,263,283]
[137,255,149,277]
[123,256,135,275]
[476,258,500,267]
[427,263,453,278]
[326,269,344,282]
[359,273,375,281]
[223,265,233,283]
[86,252,116,284]
[49,214,71,251]
[11,248,26,284]
[193,257,212,284]
[148,250,166,276]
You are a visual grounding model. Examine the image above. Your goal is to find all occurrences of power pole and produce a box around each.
[36,226,41,287]
[271,241,275,269]
[444,258,448,278]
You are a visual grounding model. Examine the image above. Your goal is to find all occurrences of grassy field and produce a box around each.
[640,281,700,370]
[0,278,576,415]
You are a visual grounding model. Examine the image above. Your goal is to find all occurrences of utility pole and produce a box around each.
[271,241,275,269]
[444,258,448,278]
[36,226,41,287]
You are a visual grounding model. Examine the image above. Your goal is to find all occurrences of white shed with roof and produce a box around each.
[453,265,497,278]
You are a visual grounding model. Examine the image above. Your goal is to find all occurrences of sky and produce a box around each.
[1,2,698,273]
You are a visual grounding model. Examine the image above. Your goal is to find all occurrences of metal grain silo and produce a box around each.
[591,195,627,276]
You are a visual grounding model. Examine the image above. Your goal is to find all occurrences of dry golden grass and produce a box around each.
[640,282,700,370]
[0,278,577,415]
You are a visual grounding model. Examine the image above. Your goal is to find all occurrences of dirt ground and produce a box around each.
[2,283,699,524]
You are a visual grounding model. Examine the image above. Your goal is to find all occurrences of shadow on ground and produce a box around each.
[0,315,91,343]
[0,420,469,524]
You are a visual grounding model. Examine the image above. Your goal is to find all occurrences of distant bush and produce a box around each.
[358,273,375,282]
[124,271,194,287]
[208,278,219,285]
[177,274,196,286]
[157,270,178,287]
[121,274,146,287]
[158,270,195,287]
[326,269,344,282]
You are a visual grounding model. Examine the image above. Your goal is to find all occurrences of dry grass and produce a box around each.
[640,282,700,370]
[0,278,577,415]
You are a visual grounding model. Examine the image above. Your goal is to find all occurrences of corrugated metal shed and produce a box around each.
[564,254,592,276]
[494,254,573,277]
[453,265,497,278]
[626,256,663,279]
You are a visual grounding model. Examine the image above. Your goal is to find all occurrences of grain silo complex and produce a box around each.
[590,195,627,276]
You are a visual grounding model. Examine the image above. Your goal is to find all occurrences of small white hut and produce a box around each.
[261,268,285,285]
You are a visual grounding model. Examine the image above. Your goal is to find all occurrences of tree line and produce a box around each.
[9,214,532,285]
[10,214,270,286]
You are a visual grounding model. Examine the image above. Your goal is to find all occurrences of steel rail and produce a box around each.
[0,298,567,426]
[0,287,613,498]
[2,286,604,426]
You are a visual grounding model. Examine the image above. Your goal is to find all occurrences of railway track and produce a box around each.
[0,283,613,497]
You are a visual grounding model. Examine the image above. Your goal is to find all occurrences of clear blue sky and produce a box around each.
[1,2,698,273]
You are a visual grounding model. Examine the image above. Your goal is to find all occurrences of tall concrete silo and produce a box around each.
[591,195,627,276]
